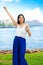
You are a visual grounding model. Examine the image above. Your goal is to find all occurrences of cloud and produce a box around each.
[15,0,19,2]
[0,10,10,20]
[0,9,16,21]
[15,0,21,3]
[23,7,43,23]
[1,0,21,2]
[0,7,43,23]
[1,0,13,2]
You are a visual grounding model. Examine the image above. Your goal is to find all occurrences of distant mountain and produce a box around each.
[0,19,43,28]
[26,20,43,27]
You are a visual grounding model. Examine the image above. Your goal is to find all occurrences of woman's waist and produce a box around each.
[15,36,26,42]
[15,34,26,39]
[15,33,25,38]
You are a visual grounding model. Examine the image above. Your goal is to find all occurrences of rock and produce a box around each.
[26,49,32,53]
[32,49,40,53]
[0,50,12,54]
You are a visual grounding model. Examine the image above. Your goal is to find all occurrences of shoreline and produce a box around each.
[0,48,43,54]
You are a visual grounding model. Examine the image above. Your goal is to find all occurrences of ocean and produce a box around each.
[0,26,43,50]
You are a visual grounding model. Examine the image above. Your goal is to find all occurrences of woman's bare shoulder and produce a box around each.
[25,23,29,28]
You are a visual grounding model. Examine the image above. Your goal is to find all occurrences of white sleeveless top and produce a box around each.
[15,25,27,38]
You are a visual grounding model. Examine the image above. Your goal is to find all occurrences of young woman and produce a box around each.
[3,7,31,65]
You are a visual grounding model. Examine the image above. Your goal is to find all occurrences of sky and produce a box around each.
[0,0,43,23]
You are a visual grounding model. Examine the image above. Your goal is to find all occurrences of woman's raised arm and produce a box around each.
[3,6,18,27]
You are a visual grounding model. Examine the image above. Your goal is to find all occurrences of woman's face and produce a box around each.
[19,16,24,24]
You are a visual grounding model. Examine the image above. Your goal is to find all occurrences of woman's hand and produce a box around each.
[3,7,7,11]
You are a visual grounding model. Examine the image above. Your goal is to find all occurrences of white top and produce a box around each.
[15,25,27,38]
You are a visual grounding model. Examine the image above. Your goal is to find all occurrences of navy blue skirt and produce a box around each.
[12,36,28,65]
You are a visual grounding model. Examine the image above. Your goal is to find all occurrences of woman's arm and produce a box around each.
[3,7,18,27]
[25,24,31,36]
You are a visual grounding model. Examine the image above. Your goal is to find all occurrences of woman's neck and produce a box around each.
[20,23,24,25]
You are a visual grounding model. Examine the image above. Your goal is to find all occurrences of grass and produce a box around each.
[25,52,43,65]
[0,52,43,65]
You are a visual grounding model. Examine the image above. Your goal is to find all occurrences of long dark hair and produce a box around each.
[17,14,25,24]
